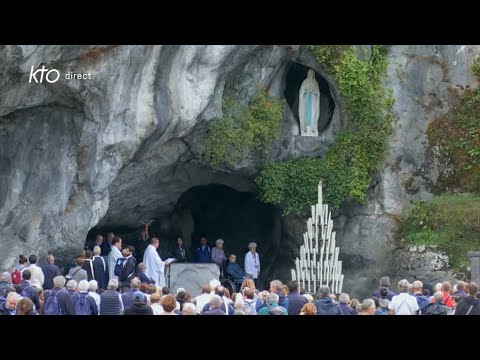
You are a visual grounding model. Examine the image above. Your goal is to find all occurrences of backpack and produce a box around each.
[423,303,447,315]
[11,269,22,285]
[114,257,127,277]
[44,289,64,315]
[74,293,92,315]
[267,305,286,315]
[414,294,429,314]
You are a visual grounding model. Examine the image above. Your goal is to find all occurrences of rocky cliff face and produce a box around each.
[1,45,479,297]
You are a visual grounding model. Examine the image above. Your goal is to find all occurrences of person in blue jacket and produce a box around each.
[195,236,211,263]
[225,254,248,287]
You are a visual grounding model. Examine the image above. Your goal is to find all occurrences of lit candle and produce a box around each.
[339,274,344,293]
[291,269,296,281]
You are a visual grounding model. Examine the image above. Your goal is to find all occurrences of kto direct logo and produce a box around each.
[29,65,60,83]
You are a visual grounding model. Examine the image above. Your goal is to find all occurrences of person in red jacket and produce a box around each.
[431,281,454,309]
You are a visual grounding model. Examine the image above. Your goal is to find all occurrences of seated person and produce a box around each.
[225,254,248,287]
[134,263,154,285]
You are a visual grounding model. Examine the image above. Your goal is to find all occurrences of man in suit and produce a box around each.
[102,232,115,257]
[20,269,40,310]
[40,254,60,291]
[120,246,136,288]
[82,249,95,281]
[92,246,108,291]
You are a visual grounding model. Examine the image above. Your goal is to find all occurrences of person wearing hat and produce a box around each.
[211,239,227,276]
[244,242,260,288]
[123,291,154,315]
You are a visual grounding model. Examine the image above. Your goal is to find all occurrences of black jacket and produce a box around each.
[0,301,15,315]
[314,298,343,315]
[92,256,108,290]
[287,292,307,315]
[44,287,75,315]
[101,241,112,257]
[82,259,95,281]
[40,264,60,290]
[20,280,40,310]
[123,301,154,315]
[422,302,448,315]
[173,246,187,262]
[134,268,154,285]
[120,256,136,286]
[455,296,480,315]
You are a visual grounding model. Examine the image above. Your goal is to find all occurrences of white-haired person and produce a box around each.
[66,279,78,299]
[88,280,101,313]
[72,280,98,315]
[92,246,108,291]
[234,293,246,315]
[0,292,20,315]
[388,279,419,315]
[211,239,227,277]
[100,279,124,315]
[244,242,260,287]
[43,276,75,315]
[182,302,197,315]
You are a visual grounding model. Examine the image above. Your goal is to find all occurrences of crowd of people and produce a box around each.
[0,232,479,315]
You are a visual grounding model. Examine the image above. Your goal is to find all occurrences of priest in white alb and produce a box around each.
[143,237,167,288]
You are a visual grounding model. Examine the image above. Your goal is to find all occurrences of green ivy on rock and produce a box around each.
[200,88,284,170]
[256,45,394,214]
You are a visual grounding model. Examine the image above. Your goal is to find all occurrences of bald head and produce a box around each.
[151,237,159,248]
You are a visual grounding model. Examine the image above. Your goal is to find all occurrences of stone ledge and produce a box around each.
[468,251,480,257]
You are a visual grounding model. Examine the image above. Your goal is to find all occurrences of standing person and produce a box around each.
[88,280,101,313]
[99,279,123,315]
[119,246,136,288]
[108,236,123,282]
[43,276,75,315]
[0,292,20,315]
[40,254,60,291]
[423,291,448,315]
[287,281,307,315]
[92,246,108,291]
[102,232,115,257]
[93,234,104,252]
[82,249,95,281]
[143,237,168,287]
[388,279,419,315]
[371,276,396,301]
[313,286,343,315]
[411,280,429,314]
[72,280,98,315]
[0,272,12,298]
[211,239,227,276]
[27,255,44,291]
[338,293,357,315]
[454,282,480,315]
[453,281,468,299]
[20,269,40,310]
[173,237,187,262]
[11,255,28,285]
[67,257,88,283]
[195,236,211,263]
[123,291,154,315]
[244,242,260,288]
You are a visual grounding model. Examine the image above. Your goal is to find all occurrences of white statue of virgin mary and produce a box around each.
[299,69,320,136]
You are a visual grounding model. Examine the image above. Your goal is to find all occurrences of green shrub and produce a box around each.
[200,88,284,170]
[400,194,480,270]
[256,45,394,213]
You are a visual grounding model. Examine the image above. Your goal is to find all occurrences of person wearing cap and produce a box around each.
[211,239,227,276]
[244,242,260,287]
[0,272,12,298]
[123,291,154,315]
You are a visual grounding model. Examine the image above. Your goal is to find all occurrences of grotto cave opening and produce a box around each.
[284,62,336,133]
[86,183,293,289]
